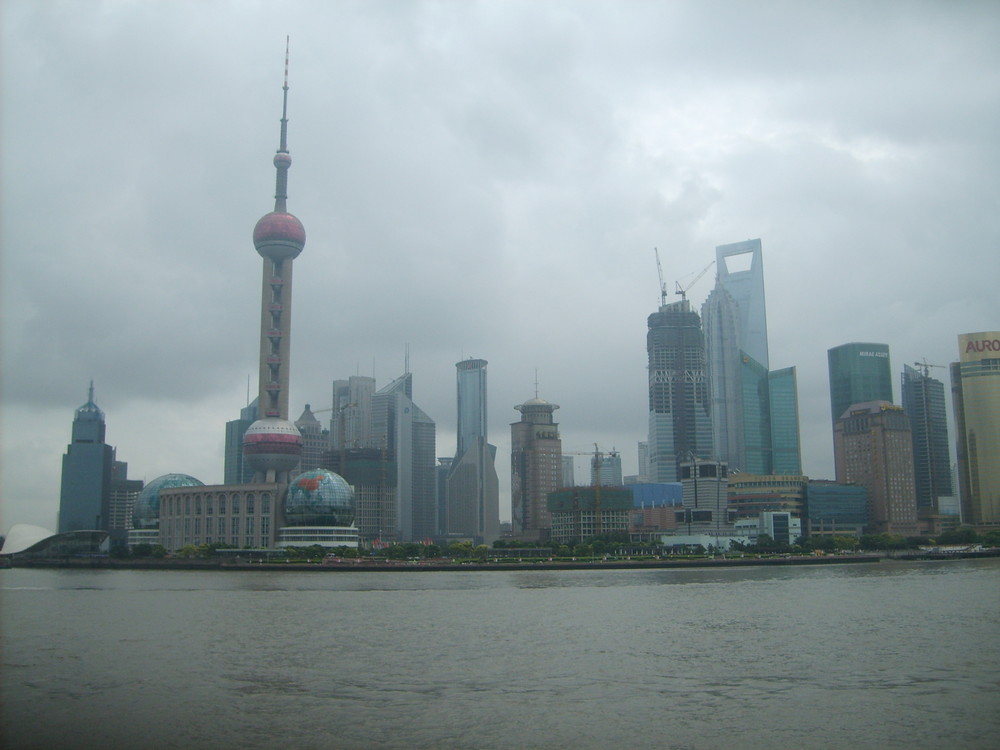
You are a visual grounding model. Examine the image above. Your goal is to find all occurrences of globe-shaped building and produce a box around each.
[133,473,205,529]
[284,469,355,527]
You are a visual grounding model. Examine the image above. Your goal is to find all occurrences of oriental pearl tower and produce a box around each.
[242,39,306,484]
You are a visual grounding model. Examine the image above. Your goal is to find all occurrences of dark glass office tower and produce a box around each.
[59,383,115,532]
[827,342,893,423]
[901,364,952,512]
[768,367,802,475]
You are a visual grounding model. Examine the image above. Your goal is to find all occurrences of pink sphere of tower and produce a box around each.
[253,212,306,260]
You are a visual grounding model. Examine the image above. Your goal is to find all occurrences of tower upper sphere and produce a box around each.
[253,211,305,259]
[254,36,304,261]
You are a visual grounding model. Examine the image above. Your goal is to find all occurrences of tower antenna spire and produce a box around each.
[273,35,292,213]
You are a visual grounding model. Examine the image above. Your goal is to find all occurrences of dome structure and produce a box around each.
[242,418,303,475]
[253,211,305,259]
[133,473,204,529]
[284,469,354,527]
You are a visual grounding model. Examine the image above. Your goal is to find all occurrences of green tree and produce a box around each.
[448,541,474,558]
[831,535,859,551]
[937,527,979,545]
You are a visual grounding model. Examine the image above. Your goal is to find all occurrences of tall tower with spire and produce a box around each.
[242,39,306,484]
[59,382,115,533]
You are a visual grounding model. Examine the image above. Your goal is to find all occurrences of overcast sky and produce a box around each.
[2,0,997,531]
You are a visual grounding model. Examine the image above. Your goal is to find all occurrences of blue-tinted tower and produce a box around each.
[59,383,115,532]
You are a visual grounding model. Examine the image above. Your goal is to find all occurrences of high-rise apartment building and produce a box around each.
[447,358,500,544]
[833,401,918,536]
[59,383,115,533]
[828,343,893,424]
[647,298,713,483]
[372,372,437,541]
[951,331,1000,528]
[901,364,952,513]
[510,397,562,539]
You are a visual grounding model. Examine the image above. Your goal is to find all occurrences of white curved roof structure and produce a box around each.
[1,524,57,555]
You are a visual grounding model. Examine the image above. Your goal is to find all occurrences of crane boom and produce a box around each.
[913,359,946,378]
[654,247,667,306]
[675,260,715,301]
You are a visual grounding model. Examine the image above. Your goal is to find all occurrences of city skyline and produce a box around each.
[2,2,998,530]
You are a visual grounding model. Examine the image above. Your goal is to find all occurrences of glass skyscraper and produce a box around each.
[647,299,713,482]
[901,364,952,512]
[372,372,437,542]
[702,239,801,475]
[768,367,802,475]
[447,358,500,543]
[59,383,115,533]
[739,352,772,474]
[224,398,258,485]
[827,342,893,423]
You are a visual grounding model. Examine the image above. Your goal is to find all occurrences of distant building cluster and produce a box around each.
[25,70,999,559]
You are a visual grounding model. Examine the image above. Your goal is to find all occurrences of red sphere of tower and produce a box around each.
[253,211,306,260]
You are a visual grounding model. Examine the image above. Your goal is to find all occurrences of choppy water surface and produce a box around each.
[2,559,999,749]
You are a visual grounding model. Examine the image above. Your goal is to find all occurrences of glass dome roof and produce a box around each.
[284,469,354,527]
[132,473,205,529]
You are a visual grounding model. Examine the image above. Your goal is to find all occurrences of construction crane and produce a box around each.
[913,359,946,378]
[564,444,621,537]
[675,260,715,302]
[654,247,668,306]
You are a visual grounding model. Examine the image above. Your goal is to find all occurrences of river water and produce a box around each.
[2,559,998,750]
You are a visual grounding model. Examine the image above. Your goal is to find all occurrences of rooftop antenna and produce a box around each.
[405,343,411,374]
[534,368,540,398]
